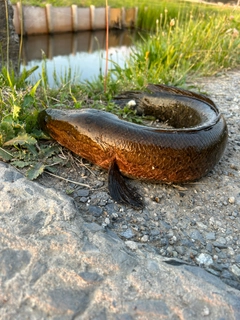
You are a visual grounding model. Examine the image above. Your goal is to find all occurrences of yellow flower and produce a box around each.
[145,51,150,60]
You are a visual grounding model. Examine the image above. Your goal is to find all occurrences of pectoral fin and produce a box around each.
[108,159,144,209]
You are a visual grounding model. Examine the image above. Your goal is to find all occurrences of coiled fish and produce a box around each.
[38,84,228,208]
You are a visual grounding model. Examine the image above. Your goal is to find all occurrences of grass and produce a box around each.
[0,0,240,179]
[115,7,240,86]
[137,1,240,30]
[10,0,166,8]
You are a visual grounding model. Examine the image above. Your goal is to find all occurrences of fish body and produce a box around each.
[38,84,228,208]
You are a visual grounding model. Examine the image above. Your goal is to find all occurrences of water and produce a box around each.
[20,30,137,87]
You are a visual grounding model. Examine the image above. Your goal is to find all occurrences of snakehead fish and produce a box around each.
[38,84,228,209]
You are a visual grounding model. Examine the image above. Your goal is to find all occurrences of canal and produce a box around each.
[20,29,138,87]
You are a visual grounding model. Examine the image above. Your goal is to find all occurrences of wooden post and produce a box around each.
[72,5,78,32]
[90,5,95,30]
[46,4,53,34]
[12,4,138,34]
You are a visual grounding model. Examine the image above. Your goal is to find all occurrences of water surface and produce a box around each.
[21,30,138,87]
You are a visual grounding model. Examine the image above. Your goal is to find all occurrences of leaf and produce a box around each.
[2,114,14,122]
[6,68,13,88]
[23,110,39,132]
[19,66,39,83]
[26,144,38,156]
[31,129,50,140]
[45,165,58,173]
[13,104,21,120]
[3,133,37,146]
[50,156,64,165]
[11,160,32,168]
[41,145,59,159]
[23,95,34,108]
[0,147,13,161]
[0,121,15,144]
[26,162,45,180]
[29,79,41,97]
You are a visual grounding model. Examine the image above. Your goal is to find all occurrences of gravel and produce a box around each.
[36,69,240,290]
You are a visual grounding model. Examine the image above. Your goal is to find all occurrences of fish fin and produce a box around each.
[108,159,144,209]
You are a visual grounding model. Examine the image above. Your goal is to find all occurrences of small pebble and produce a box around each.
[121,228,135,239]
[75,189,89,197]
[88,206,103,217]
[205,232,216,241]
[125,241,138,250]
[201,306,210,316]
[196,253,213,267]
[111,212,119,219]
[172,251,178,258]
[141,235,149,242]
[215,237,227,245]
[190,230,204,243]
[206,243,213,253]
[227,247,235,256]
[79,197,88,203]
[105,217,110,225]
[169,236,177,245]
[228,196,235,204]
[229,264,240,277]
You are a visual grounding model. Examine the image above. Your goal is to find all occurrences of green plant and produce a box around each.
[0,142,67,180]
[137,1,240,31]
[0,66,42,146]
[110,7,240,87]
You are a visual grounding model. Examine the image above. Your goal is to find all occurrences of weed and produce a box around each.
[0,66,42,145]
[0,142,67,180]
[110,6,240,87]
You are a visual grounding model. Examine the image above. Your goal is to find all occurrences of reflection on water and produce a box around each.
[21,30,139,87]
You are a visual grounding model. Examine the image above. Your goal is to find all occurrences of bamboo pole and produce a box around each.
[104,1,109,93]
